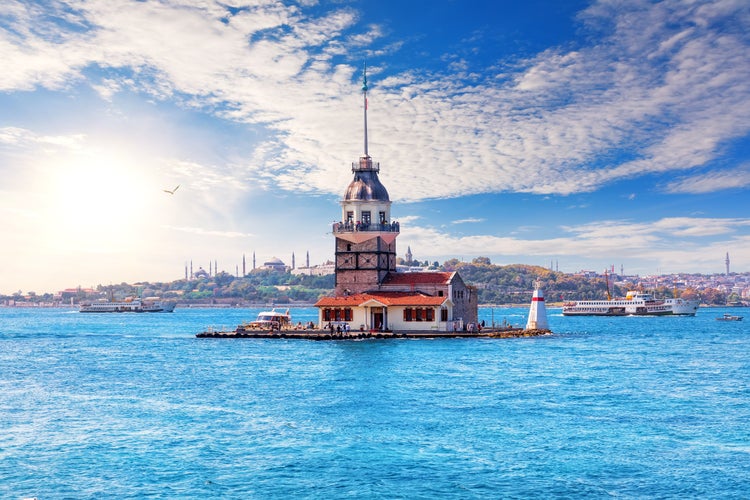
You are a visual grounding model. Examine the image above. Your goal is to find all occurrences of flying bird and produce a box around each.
[163,185,180,195]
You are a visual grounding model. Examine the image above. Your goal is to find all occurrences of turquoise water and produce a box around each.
[1,306,749,498]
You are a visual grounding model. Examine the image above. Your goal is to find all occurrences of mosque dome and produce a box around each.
[261,257,287,272]
[343,169,390,202]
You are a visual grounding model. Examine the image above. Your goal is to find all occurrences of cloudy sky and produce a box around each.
[2,0,749,294]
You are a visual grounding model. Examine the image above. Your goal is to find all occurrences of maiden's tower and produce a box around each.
[315,68,478,332]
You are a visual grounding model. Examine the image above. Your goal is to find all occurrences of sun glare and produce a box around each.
[43,150,160,252]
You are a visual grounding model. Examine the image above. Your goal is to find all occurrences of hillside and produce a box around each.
[5,258,738,306]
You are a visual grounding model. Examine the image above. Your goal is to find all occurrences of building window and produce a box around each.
[404,308,412,321]
[362,211,371,224]
[426,308,434,321]
[379,211,386,223]
[415,308,424,321]
[438,290,443,297]
[440,307,448,322]
[324,307,353,322]
[346,211,353,224]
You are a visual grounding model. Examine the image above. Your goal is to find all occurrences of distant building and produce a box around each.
[261,257,288,272]
[291,260,335,276]
[58,288,95,302]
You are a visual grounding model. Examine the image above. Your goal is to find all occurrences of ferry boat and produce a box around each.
[664,297,700,316]
[562,291,698,317]
[80,297,176,313]
[236,308,292,331]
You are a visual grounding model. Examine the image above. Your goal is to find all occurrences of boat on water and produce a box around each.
[236,308,292,331]
[562,291,699,317]
[664,296,700,316]
[716,313,743,321]
[79,297,176,313]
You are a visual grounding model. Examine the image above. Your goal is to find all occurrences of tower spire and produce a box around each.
[362,62,369,157]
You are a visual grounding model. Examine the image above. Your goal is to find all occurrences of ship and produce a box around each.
[664,297,700,316]
[79,297,176,313]
[562,291,699,317]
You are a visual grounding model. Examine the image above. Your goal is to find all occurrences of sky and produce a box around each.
[2,0,750,294]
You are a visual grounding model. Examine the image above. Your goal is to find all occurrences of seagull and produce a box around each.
[163,184,180,195]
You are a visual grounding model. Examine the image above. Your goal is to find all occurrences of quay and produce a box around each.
[195,327,552,340]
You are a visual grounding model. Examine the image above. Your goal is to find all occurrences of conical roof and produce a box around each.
[343,168,390,201]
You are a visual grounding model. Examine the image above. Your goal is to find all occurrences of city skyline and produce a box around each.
[2,1,750,294]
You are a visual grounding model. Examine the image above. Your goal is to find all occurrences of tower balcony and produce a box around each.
[353,157,379,172]
[332,221,400,244]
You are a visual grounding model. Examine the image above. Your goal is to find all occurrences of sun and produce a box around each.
[42,148,160,252]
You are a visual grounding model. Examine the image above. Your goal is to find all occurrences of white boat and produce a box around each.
[236,308,291,331]
[665,297,700,316]
[80,297,175,313]
[716,313,743,321]
[563,291,698,317]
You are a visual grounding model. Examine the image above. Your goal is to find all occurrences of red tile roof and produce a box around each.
[315,291,449,307]
[381,272,454,286]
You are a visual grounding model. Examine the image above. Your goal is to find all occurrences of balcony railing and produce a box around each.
[333,221,400,234]
[353,157,380,172]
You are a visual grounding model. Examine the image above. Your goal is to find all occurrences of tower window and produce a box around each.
[379,211,386,223]
[346,243,352,251]
[346,211,353,224]
[362,211,371,224]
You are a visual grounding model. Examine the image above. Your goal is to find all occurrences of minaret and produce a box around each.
[242,254,246,276]
[306,251,310,268]
[190,260,193,280]
[525,280,549,331]
[406,246,413,264]
[292,252,296,270]
[726,252,730,275]
[332,65,399,295]
[253,252,256,270]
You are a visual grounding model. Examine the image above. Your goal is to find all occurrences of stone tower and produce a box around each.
[332,66,399,295]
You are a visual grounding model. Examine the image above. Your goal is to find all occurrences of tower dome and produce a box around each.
[343,159,390,201]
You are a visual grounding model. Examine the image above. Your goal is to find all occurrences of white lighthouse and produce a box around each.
[525,280,549,331]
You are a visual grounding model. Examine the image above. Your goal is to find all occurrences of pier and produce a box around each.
[195,327,551,340]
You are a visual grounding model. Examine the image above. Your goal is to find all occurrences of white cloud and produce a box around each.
[451,218,485,224]
[0,126,86,150]
[399,216,750,274]
[664,164,750,193]
[1,0,749,203]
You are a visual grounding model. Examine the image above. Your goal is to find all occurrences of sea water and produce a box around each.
[1,306,749,498]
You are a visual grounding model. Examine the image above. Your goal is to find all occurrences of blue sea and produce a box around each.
[1,306,749,499]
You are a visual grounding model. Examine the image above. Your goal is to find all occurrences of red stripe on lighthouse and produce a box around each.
[532,297,544,301]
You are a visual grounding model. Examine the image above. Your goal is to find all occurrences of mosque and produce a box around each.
[314,69,478,332]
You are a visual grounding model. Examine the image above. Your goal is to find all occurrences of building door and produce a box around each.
[372,310,384,330]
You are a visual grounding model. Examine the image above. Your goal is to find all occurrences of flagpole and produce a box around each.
[362,62,369,157]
